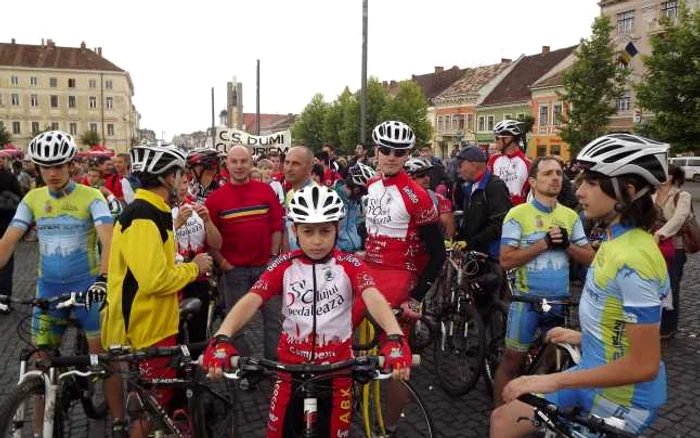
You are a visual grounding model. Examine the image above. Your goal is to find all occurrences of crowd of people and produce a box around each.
[0,117,693,437]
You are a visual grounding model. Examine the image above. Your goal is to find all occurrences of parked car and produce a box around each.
[669,157,700,182]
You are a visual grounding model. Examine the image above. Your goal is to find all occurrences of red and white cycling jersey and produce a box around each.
[364,171,438,272]
[488,150,531,206]
[250,249,376,363]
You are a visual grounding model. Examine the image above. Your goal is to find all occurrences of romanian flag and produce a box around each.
[621,42,639,64]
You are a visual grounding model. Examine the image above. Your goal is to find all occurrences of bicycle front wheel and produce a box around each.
[0,375,64,437]
[73,330,107,420]
[434,302,486,396]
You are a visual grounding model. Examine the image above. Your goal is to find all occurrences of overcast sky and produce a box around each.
[4,0,599,139]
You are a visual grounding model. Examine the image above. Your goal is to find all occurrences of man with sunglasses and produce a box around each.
[488,119,531,206]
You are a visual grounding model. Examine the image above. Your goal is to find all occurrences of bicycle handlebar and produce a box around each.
[0,292,87,311]
[519,393,636,438]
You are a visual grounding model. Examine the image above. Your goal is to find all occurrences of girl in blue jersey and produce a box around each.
[491,134,671,437]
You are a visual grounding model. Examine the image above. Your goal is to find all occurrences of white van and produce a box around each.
[669,157,700,182]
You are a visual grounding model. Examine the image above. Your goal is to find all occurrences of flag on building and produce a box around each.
[621,42,639,64]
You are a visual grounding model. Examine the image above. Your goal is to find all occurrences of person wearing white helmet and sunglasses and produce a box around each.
[101,141,213,437]
[202,185,409,438]
[491,134,670,437]
[488,119,532,206]
[0,131,126,432]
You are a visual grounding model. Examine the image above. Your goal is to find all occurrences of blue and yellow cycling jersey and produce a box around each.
[10,181,112,285]
[501,198,587,297]
[579,223,669,409]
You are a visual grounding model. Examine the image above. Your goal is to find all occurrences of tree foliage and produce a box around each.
[80,130,102,147]
[292,93,329,150]
[559,15,629,155]
[382,80,433,147]
[0,125,10,148]
[634,5,700,152]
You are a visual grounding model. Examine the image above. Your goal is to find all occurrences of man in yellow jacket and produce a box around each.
[101,142,212,437]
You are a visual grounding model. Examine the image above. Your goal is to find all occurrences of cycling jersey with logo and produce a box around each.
[188,177,225,204]
[501,198,587,298]
[488,150,531,205]
[250,249,375,363]
[10,182,112,284]
[579,223,669,409]
[364,172,438,272]
[172,203,206,262]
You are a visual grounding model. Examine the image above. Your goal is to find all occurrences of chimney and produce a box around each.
[390,80,397,87]
[97,47,102,56]
[501,58,512,63]
[542,45,551,54]
[47,39,55,48]
[434,66,444,74]
[11,38,15,44]
[80,41,86,50]
[41,38,45,46]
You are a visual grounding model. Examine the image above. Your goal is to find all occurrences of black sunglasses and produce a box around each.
[378,146,408,157]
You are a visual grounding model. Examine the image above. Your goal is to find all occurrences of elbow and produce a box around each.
[500,256,515,271]
[638,361,660,382]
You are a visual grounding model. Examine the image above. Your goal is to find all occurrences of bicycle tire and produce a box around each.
[0,375,64,437]
[482,299,509,395]
[73,329,108,420]
[192,379,238,438]
[434,302,486,396]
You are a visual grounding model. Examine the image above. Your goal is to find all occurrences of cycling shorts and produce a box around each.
[505,299,566,353]
[137,335,177,408]
[351,262,417,330]
[32,276,100,348]
[544,366,658,435]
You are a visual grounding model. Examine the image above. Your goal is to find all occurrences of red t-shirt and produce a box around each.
[205,180,284,267]
[105,173,125,201]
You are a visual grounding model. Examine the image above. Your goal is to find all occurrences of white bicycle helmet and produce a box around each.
[404,157,433,175]
[348,162,376,187]
[288,185,345,224]
[130,143,186,176]
[28,131,77,166]
[576,134,669,188]
[371,121,416,150]
[493,119,523,137]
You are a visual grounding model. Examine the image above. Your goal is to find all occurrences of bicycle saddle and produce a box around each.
[179,298,202,320]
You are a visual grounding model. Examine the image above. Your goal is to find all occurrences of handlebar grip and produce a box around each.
[376,354,421,368]
[230,355,240,370]
[45,355,95,368]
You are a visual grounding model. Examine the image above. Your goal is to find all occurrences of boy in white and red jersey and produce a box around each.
[488,119,532,206]
[202,185,410,438]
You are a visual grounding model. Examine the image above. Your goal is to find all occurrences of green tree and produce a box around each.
[559,15,629,154]
[292,93,329,150]
[634,5,700,152]
[324,87,354,153]
[338,77,390,150]
[80,130,101,147]
[382,80,433,147]
[0,125,10,148]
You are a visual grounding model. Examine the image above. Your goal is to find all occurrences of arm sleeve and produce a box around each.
[342,256,377,294]
[122,179,135,204]
[500,215,522,248]
[470,180,512,249]
[266,185,285,232]
[618,266,668,325]
[88,196,113,226]
[121,219,199,296]
[656,191,692,238]
[9,200,33,231]
[205,196,220,230]
[249,256,286,302]
[413,223,446,302]
[571,216,588,246]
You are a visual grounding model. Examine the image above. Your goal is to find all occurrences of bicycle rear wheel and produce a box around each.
[482,299,508,395]
[433,302,485,396]
[0,375,64,437]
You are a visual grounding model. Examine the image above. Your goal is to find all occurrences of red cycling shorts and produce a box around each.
[351,262,417,330]
[137,335,177,408]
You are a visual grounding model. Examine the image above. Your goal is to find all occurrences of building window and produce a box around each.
[89,96,97,109]
[69,123,78,135]
[51,122,59,131]
[539,105,549,126]
[553,104,563,126]
[105,80,113,89]
[551,145,561,156]
[68,78,76,88]
[50,77,58,88]
[107,124,115,136]
[30,94,39,107]
[68,96,76,108]
[11,75,19,86]
[662,1,678,18]
[89,79,97,89]
[516,113,525,121]
[617,10,635,35]
[487,115,495,131]
[106,97,113,110]
[11,93,20,106]
[31,122,40,134]
[504,114,513,121]
[467,114,474,131]
[12,121,21,134]
[478,116,485,132]
[537,145,547,157]
[30,76,38,87]
[617,90,632,111]
[90,123,98,133]
[50,95,59,108]
[455,114,465,131]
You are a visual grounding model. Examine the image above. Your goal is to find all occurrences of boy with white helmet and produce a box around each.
[488,119,532,205]
[203,185,410,438]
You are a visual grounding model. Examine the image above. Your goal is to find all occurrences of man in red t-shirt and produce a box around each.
[487,119,531,205]
[205,145,283,359]
[105,153,129,202]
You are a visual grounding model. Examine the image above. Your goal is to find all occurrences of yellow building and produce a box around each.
[0,39,138,153]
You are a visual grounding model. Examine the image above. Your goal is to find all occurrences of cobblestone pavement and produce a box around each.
[1,241,699,437]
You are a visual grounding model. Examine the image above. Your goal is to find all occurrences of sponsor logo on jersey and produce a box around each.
[402,186,419,204]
